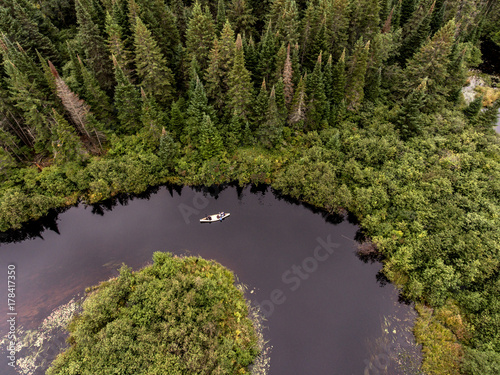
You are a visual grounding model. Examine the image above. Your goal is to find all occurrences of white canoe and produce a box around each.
[200,213,230,223]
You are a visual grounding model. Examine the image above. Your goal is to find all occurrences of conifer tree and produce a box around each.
[198,113,224,160]
[75,0,114,91]
[227,0,256,37]
[133,17,175,105]
[400,0,417,26]
[169,99,185,139]
[271,0,300,45]
[288,75,307,128]
[324,0,350,59]
[158,128,179,170]
[391,0,402,30]
[345,40,369,111]
[331,49,346,107]
[446,44,468,103]
[430,0,445,34]
[140,88,167,142]
[306,52,327,130]
[78,56,113,125]
[252,79,269,130]
[323,54,333,105]
[259,86,283,148]
[275,77,286,120]
[258,21,278,84]
[105,11,131,76]
[185,76,217,143]
[273,43,287,85]
[185,1,216,72]
[113,56,142,134]
[49,61,103,152]
[299,0,321,68]
[349,0,381,46]
[283,43,294,107]
[227,34,253,121]
[206,21,235,111]
[463,95,483,122]
[404,19,455,98]
[170,0,187,41]
[50,109,84,164]
[216,0,227,33]
[395,78,428,140]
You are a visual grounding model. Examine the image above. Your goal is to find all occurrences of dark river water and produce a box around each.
[0,185,419,375]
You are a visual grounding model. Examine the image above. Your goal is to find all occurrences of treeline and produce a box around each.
[1,0,500,374]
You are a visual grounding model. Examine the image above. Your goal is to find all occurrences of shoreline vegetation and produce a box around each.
[45,252,261,374]
[2,0,500,373]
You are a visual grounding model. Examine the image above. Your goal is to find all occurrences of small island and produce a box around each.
[46,252,260,374]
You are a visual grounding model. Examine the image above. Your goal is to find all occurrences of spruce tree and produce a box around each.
[404,19,455,99]
[169,99,185,139]
[133,17,175,105]
[140,88,167,142]
[216,0,227,33]
[113,56,142,134]
[227,0,256,38]
[331,49,346,107]
[395,78,428,140]
[345,39,369,111]
[75,0,114,91]
[306,52,328,130]
[105,11,131,76]
[185,1,216,72]
[227,34,253,121]
[324,0,350,59]
[272,0,300,46]
[258,21,278,84]
[251,79,269,130]
[288,75,307,128]
[198,113,224,160]
[50,109,84,164]
[349,0,381,46]
[259,86,283,148]
[185,76,217,144]
[283,43,294,107]
[273,43,287,85]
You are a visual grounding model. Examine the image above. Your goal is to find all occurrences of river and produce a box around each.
[0,185,420,375]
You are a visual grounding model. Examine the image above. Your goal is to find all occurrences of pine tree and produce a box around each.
[113,56,142,134]
[258,21,278,84]
[288,75,307,128]
[306,52,328,130]
[227,34,253,121]
[283,43,294,107]
[50,109,84,164]
[345,40,369,111]
[133,17,175,105]
[75,0,114,91]
[185,1,216,72]
[227,0,256,37]
[258,86,283,148]
[198,113,223,160]
[185,76,217,144]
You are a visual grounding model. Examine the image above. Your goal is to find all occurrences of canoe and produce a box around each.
[200,213,230,223]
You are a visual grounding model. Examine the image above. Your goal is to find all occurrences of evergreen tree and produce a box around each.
[206,21,235,112]
[395,78,428,140]
[349,0,381,46]
[288,75,307,128]
[251,79,269,130]
[227,34,253,121]
[463,95,483,122]
[140,88,167,142]
[324,0,350,58]
[446,44,468,103]
[78,56,113,125]
[185,76,216,144]
[331,49,346,107]
[258,21,278,84]
[113,56,142,134]
[105,11,131,76]
[391,0,402,30]
[158,128,179,170]
[404,19,456,99]
[323,54,333,105]
[169,99,185,139]
[227,0,256,38]
[49,109,84,164]
[185,1,216,72]
[133,17,175,105]
[271,0,300,46]
[273,43,287,85]
[299,0,322,69]
[430,0,445,34]
[75,0,114,91]
[345,39,369,111]
[306,52,328,130]
[198,113,223,160]
[283,43,294,107]
[275,77,286,120]
[400,0,417,26]
[216,0,227,33]
[259,86,283,148]
[170,0,187,41]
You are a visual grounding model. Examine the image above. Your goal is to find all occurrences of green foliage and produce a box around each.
[185,1,216,72]
[227,34,253,121]
[46,253,259,374]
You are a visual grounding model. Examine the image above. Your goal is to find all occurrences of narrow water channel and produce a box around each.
[0,185,420,375]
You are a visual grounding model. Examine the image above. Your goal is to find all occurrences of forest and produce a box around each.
[1,0,500,374]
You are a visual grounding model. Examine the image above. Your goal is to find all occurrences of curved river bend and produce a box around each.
[0,185,419,375]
